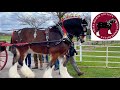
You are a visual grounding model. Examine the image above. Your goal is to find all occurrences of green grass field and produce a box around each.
[67,44,120,78]
[1,35,120,78]
[67,63,120,78]
[0,35,11,42]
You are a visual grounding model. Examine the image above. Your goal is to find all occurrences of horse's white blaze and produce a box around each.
[9,62,21,78]
[108,29,112,34]
[96,31,100,36]
[43,66,54,78]
[20,60,35,78]
[58,57,73,78]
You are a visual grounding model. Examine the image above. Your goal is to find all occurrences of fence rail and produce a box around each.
[74,42,120,68]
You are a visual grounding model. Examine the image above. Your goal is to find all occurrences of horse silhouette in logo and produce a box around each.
[96,18,116,36]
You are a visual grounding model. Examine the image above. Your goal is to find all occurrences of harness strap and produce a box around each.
[34,29,37,38]
[30,39,63,47]
[45,30,49,41]
[45,30,50,47]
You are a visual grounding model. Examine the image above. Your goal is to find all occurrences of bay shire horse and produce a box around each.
[96,18,116,36]
[9,19,87,78]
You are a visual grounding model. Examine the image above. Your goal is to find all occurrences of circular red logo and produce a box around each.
[92,12,119,39]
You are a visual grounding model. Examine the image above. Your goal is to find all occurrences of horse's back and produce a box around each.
[12,27,63,44]
[19,28,46,43]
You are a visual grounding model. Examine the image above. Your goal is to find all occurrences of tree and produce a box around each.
[14,12,51,29]
[14,12,68,29]
[50,12,68,20]
[55,12,68,19]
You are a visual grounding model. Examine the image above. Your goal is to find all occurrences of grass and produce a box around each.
[67,60,120,78]
[67,64,120,78]
[0,35,11,42]
[67,43,120,78]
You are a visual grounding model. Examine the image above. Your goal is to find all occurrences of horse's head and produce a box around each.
[109,18,116,23]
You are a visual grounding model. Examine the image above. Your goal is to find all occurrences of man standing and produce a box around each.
[32,54,43,70]
[25,53,31,68]
[64,42,84,76]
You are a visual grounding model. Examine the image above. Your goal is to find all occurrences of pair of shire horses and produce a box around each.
[9,18,88,78]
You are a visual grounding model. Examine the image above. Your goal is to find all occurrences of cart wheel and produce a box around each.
[0,49,8,70]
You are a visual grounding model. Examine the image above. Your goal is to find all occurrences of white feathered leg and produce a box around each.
[20,60,35,78]
[43,66,54,78]
[96,31,100,36]
[108,29,112,34]
[9,62,21,78]
[58,57,73,78]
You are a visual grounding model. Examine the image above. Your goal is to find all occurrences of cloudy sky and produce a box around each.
[0,12,91,34]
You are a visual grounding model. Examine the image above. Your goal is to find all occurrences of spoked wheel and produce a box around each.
[0,50,8,71]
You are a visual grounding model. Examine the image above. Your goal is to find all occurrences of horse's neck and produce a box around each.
[107,20,112,24]
[108,19,114,23]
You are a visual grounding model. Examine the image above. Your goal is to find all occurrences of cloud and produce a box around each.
[0,12,59,31]
[0,12,91,34]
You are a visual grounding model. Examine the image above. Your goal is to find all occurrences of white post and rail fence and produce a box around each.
[74,42,120,68]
